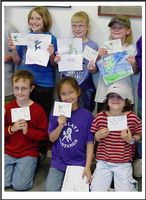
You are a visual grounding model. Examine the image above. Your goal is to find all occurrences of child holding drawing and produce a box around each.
[90,83,142,191]
[7,6,57,118]
[5,70,48,191]
[55,11,98,112]
[93,15,138,113]
[45,76,94,191]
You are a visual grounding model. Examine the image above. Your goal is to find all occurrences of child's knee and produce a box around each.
[12,179,33,191]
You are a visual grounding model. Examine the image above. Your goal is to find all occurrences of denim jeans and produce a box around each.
[45,167,65,191]
[5,154,38,191]
[91,160,137,191]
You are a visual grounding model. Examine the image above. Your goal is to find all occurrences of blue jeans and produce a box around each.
[5,154,38,191]
[45,167,65,191]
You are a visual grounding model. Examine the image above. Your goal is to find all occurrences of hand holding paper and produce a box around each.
[11,33,28,46]
[108,115,127,131]
[103,39,123,54]
[61,166,89,191]
[83,46,98,63]
[53,101,72,118]
[11,107,31,123]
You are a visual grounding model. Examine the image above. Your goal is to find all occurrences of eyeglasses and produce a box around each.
[71,24,86,30]
[108,93,124,100]
[13,87,29,92]
[60,91,74,97]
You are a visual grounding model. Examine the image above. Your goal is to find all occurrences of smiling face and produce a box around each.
[28,10,44,33]
[60,83,80,111]
[110,22,131,43]
[13,78,33,105]
[71,21,88,39]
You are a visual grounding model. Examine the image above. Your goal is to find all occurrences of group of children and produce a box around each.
[5,6,142,192]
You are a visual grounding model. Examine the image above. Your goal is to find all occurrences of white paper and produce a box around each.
[108,115,127,131]
[82,45,98,63]
[53,101,72,118]
[61,166,89,192]
[11,33,28,45]
[25,34,51,66]
[11,107,31,122]
[103,39,123,54]
[57,38,83,72]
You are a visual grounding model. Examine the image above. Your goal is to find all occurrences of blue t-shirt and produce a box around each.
[16,32,57,88]
[61,38,98,85]
[48,107,94,171]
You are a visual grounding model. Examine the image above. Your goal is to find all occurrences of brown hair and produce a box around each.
[28,6,52,32]
[103,94,133,112]
[56,76,81,101]
[11,70,34,87]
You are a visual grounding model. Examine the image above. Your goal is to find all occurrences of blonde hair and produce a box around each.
[109,15,133,45]
[28,6,52,32]
[71,11,89,26]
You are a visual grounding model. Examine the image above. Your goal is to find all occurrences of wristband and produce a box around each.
[8,125,14,135]
[129,137,136,145]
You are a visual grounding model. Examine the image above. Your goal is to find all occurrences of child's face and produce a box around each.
[71,21,88,39]
[60,83,80,110]
[13,78,33,103]
[110,22,130,40]
[108,93,125,111]
[28,11,44,33]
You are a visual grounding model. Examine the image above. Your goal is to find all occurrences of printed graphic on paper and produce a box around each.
[53,101,72,118]
[103,39,123,54]
[11,106,31,122]
[57,38,83,72]
[25,34,51,66]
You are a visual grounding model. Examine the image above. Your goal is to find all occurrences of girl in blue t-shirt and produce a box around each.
[45,76,94,191]
[8,6,57,118]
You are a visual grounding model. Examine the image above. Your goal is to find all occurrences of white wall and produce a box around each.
[4,5,142,47]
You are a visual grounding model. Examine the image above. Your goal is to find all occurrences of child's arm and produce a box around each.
[82,141,94,183]
[127,55,138,74]
[49,115,67,143]
[48,44,57,67]
[7,36,21,65]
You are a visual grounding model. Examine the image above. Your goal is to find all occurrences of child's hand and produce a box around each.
[82,166,92,183]
[95,128,109,141]
[87,60,97,73]
[21,121,28,135]
[121,128,132,143]
[127,55,137,66]
[54,53,61,63]
[48,44,54,56]
[7,36,16,50]
[97,48,108,59]
[11,119,27,132]
[57,115,67,127]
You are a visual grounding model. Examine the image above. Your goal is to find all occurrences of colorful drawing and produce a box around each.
[97,51,134,85]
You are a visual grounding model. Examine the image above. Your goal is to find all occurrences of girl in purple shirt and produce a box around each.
[45,76,94,191]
